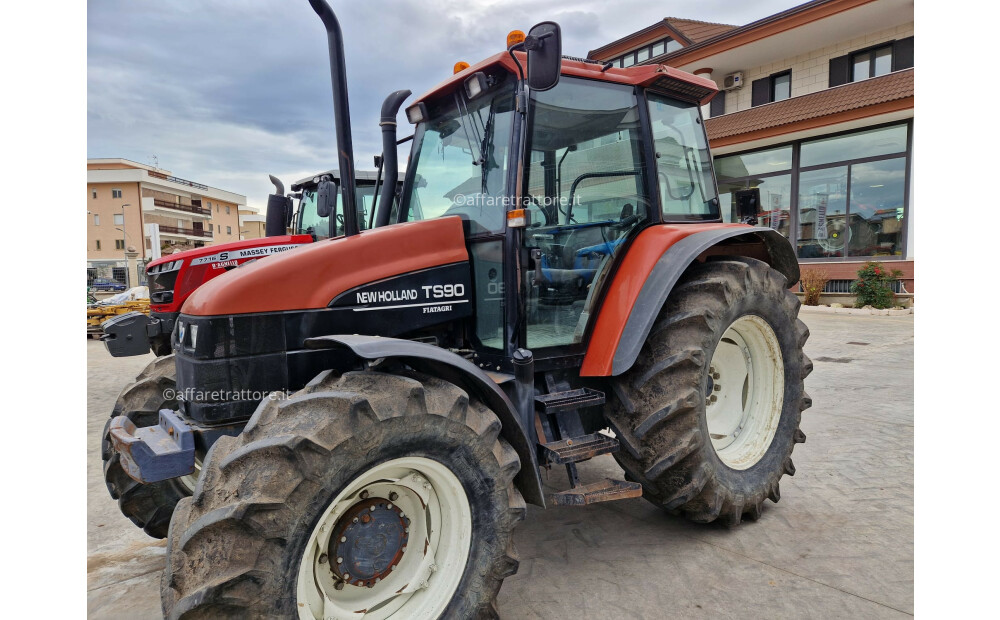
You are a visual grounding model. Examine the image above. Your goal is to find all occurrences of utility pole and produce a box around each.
[120,203,131,287]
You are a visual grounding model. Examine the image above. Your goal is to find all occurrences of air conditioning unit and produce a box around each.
[723,72,744,90]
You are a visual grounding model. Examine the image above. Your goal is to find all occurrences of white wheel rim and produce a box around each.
[705,315,784,470]
[296,457,472,620]
[178,456,202,493]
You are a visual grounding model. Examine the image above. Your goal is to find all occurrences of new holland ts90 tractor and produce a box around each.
[103,1,811,617]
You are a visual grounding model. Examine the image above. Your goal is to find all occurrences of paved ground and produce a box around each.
[87,312,914,618]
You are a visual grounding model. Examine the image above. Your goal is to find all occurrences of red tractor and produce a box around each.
[101,169,402,358]
[104,2,811,617]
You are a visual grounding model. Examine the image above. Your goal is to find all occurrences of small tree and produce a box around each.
[800,268,829,306]
[850,261,903,309]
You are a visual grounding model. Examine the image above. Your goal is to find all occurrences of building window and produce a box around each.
[114,213,124,225]
[96,240,101,250]
[112,188,123,199]
[609,37,681,68]
[207,201,213,209]
[709,92,726,118]
[851,44,893,81]
[829,37,913,87]
[225,206,230,214]
[750,70,792,107]
[227,226,232,234]
[715,123,910,261]
[91,189,97,199]
[93,214,100,226]
[115,239,125,250]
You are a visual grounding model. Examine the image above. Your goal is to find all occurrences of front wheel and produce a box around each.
[162,369,524,619]
[609,257,812,525]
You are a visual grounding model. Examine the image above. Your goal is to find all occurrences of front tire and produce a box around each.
[609,258,812,525]
[102,354,193,538]
[162,369,524,619]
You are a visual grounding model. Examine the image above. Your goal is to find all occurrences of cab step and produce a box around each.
[534,388,605,414]
[548,478,643,506]
[540,432,619,465]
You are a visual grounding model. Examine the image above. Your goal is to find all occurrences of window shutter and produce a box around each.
[709,91,726,117]
[829,54,850,87]
[751,78,769,107]
[892,37,914,71]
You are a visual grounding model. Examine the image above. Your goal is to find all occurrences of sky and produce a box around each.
[88,0,800,211]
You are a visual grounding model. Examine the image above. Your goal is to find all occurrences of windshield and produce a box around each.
[401,73,516,235]
[646,92,719,220]
[296,183,379,239]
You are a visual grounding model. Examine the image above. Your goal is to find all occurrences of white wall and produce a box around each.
[718,21,914,114]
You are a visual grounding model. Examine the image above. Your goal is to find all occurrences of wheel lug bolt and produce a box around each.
[709,395,717,402]
[713,372,720,379]
[340,536,347,543]
[334,581,345,591]
[370,505,376,511]
[337,557,343,564]
[352,517,359,523]
[319,554,328,564]
[389,492,399,501]
[713,384,722,391]
[360,490,369,499]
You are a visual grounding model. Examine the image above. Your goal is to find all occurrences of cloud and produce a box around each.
[88,0,797,210]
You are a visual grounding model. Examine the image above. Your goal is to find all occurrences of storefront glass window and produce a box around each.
[800,124,907,167]
[848,157,906,257]
[716,146,793,180]
[797,167,848,258]
[719,176,791,238]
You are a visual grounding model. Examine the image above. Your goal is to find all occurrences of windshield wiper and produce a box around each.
[454,92,485,167]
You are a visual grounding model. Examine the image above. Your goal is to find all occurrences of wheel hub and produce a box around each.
[329,498,410,588]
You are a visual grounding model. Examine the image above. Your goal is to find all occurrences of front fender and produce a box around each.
[305,335,545,507]
[581,224,798,377]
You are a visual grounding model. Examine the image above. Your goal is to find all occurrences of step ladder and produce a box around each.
[535,379,642,506]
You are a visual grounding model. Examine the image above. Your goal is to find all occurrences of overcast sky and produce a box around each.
[88,0,799,210]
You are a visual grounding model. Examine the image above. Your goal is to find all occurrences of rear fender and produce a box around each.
[305,335,545,507]
[581,226,798,377]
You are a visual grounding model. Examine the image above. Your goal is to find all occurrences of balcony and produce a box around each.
[158,225,213,238]
[147,170,209,190]
[152,198,211,216]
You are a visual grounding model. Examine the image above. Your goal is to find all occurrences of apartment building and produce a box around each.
[239,207,266,240]
[589,0,915,293]
[87,158,247,282]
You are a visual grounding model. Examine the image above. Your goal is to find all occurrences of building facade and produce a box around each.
[589,0,915,294]
[87,158,247,284]
[238,208,266,240]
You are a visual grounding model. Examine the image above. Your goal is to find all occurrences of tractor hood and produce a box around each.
[181,217,469,316]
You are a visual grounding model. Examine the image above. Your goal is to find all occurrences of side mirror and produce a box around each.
[316,180,338,218]
[525,22,561,92]
[735,188,760,226]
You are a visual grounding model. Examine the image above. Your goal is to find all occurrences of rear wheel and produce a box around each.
[609,258,812,525]
[162,369,524,619]
[101,354,193,538]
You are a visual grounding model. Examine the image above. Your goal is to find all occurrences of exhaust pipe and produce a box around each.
[375,89,411,228]
[307,0,359,236]
[265,174,292,237]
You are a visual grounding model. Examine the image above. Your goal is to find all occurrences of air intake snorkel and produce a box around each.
[374,89,412,228]
[307,0,359,236]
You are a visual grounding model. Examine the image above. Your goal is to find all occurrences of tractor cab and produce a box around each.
[395,48,719,360]
[291,169,405,239]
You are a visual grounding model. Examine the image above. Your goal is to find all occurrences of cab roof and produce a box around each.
[412,50,718,107]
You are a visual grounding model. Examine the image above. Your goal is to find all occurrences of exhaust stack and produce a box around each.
[307,0,359,235]
[375,89,411,228]
[265,174,292,237]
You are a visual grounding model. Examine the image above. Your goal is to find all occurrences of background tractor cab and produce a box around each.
[291,169,405,239]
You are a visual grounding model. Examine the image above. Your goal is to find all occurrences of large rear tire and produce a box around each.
[161,369,525,619]
[102,354,194,538]
[608,258,812,525]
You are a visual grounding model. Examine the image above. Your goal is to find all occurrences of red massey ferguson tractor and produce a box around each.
[101,169,401,359]
[104,1,811,617]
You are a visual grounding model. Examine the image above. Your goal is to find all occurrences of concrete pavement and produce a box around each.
[87,312,914,618]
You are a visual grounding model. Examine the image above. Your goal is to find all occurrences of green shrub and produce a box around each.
[850,261,903,309]
[800,268,829,306]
